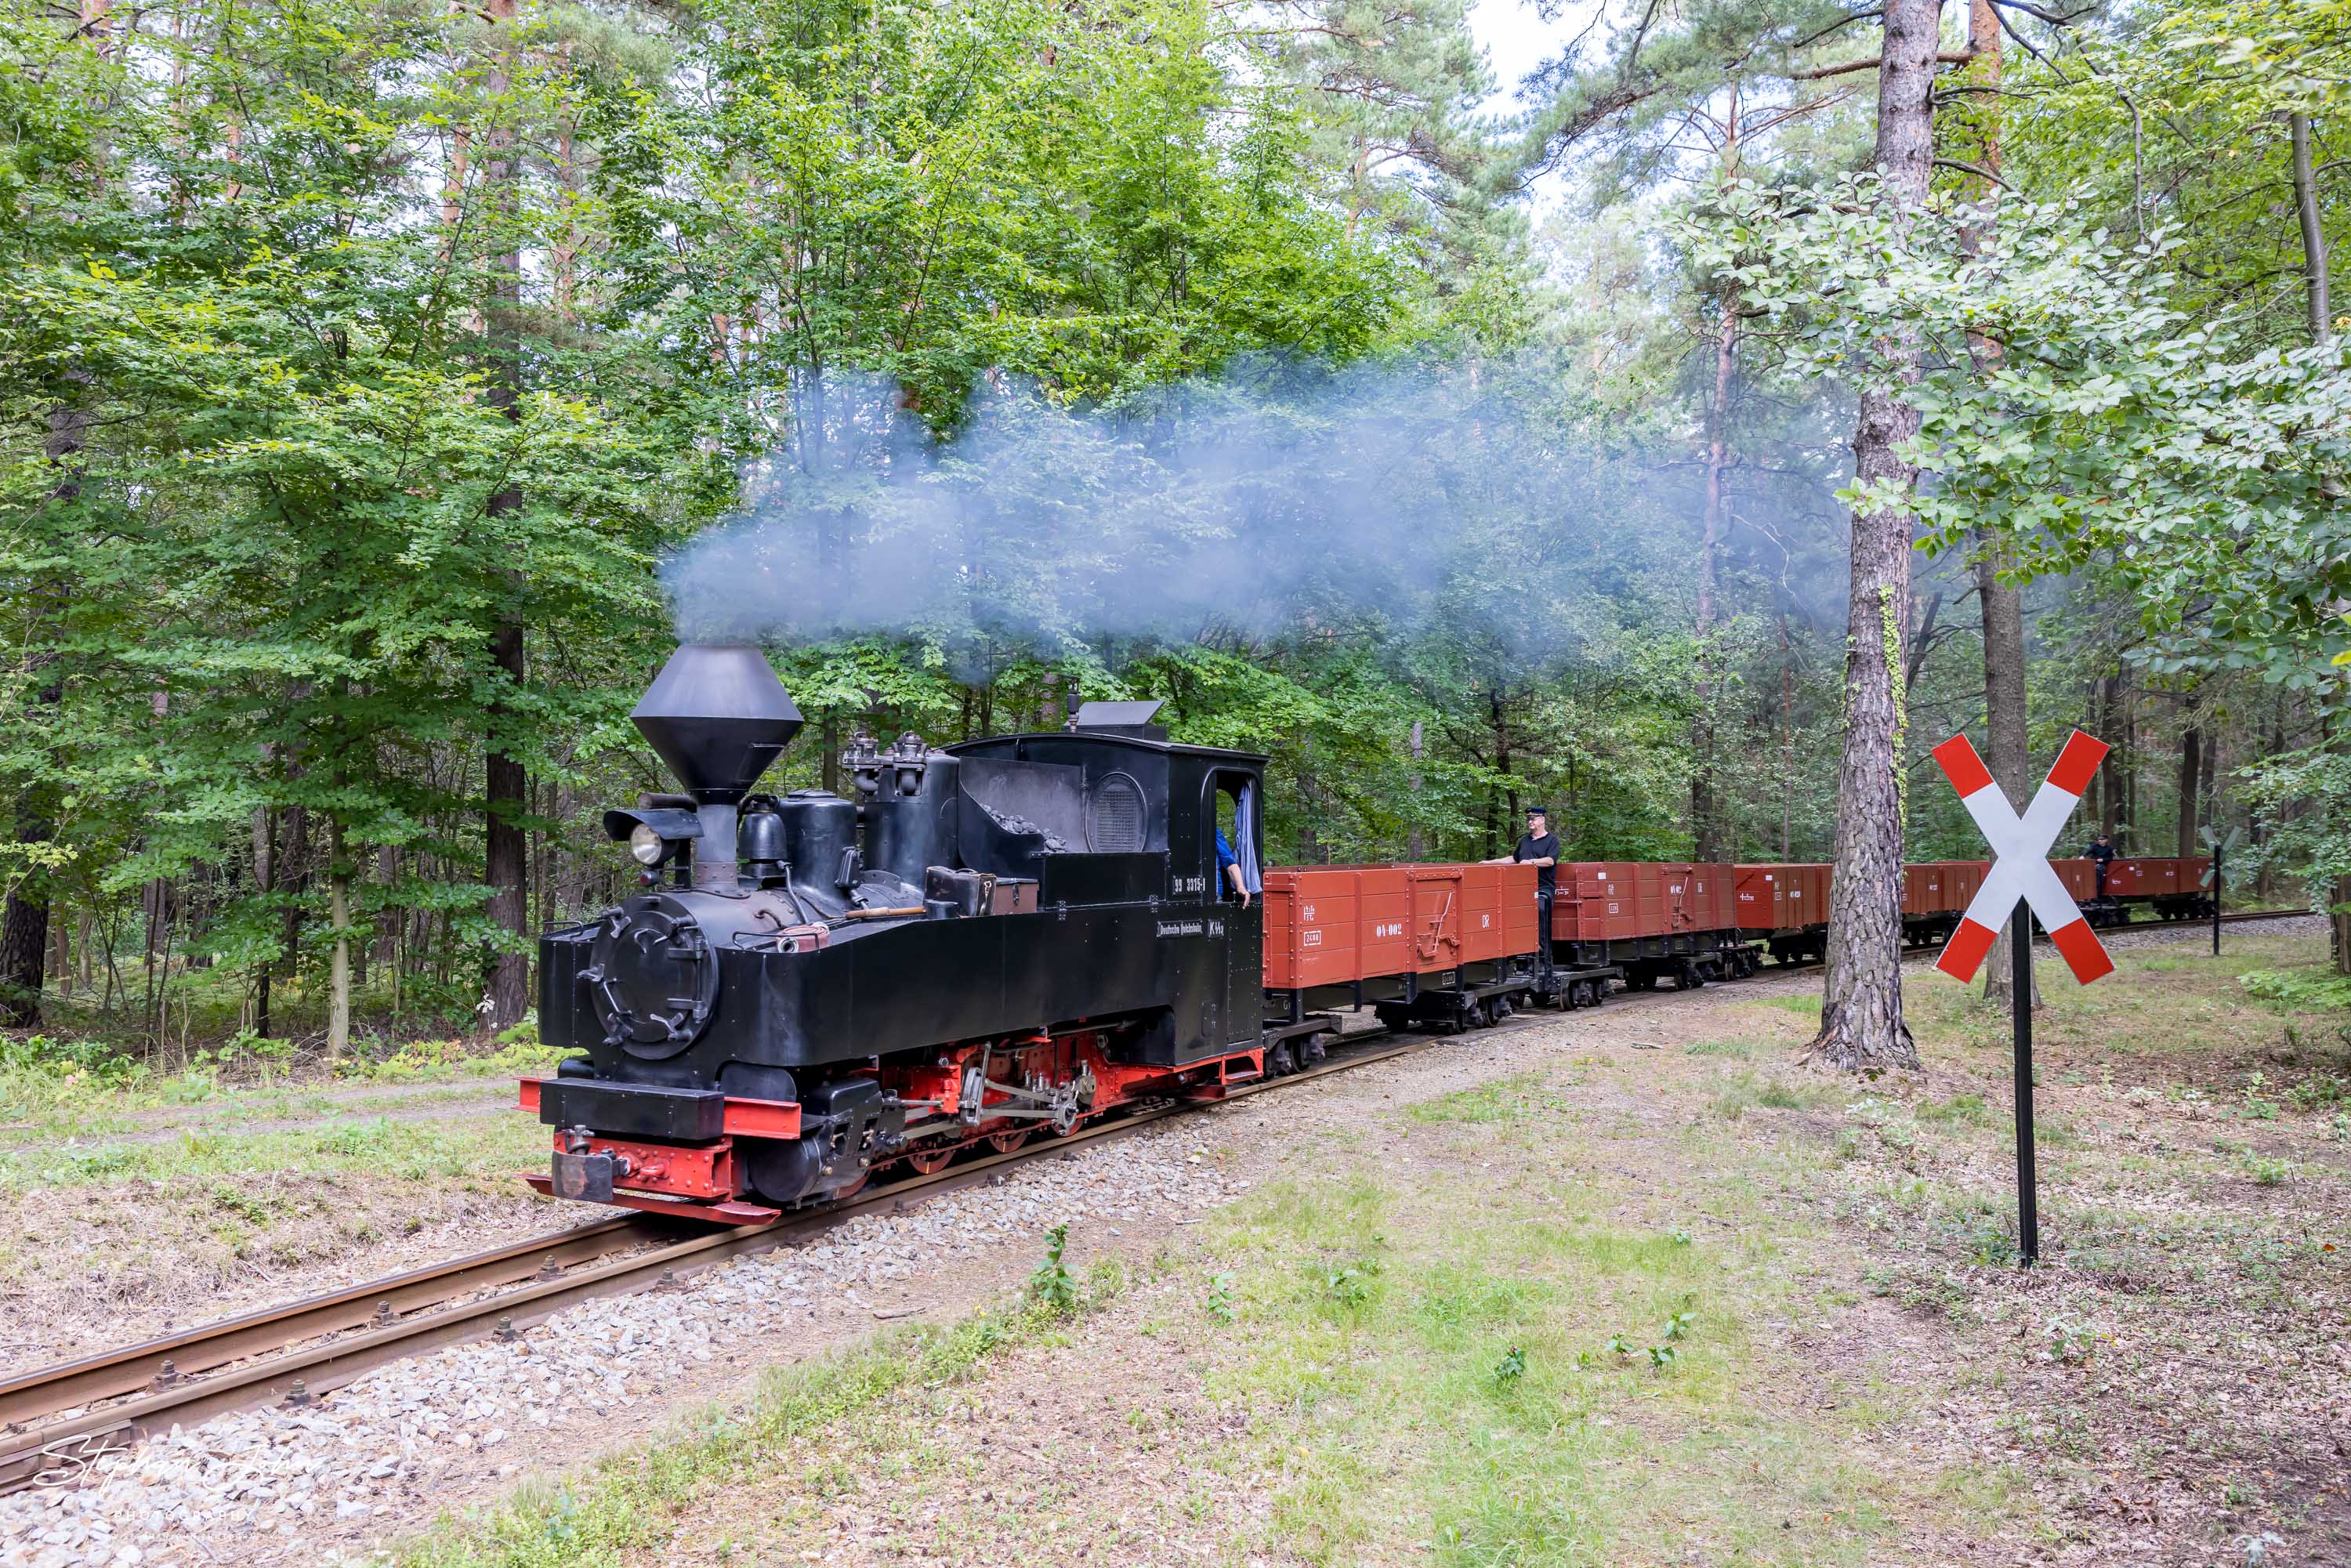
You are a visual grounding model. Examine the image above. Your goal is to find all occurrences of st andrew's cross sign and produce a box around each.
[1926,728,2114,1266]
[1930,729,2116,987]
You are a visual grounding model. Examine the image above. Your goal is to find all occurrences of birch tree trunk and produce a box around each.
[1810,0,1937,1072]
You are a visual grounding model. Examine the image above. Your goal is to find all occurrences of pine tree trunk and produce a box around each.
[1810,0,1936,1074]
[281,801,309,976]
[2,383,94,1028]
[2176,726,2201,857]
[1693,102,1741,866]
[2116,677,2135,846]
[251,804,273,1038]
[1693,275,1736,864]
[484,628,530,1029]
[479,0,530,1030]
[1976,554,2038,1011]
[328,816,351,1058]
[1957,0,2039,1012]
[1491,686,1517,843]
[1406,719,1425,860]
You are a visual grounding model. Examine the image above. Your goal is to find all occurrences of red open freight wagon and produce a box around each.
[1552,860,1752,988]
[1262,860,1589,1033]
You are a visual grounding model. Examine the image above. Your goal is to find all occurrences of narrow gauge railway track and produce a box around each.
[1760,906,2313,978]
[2,905,2309,1495]
[0,1027,1449,1495]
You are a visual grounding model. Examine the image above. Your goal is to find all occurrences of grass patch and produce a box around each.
[1683,1038,1759,1059]
[0,1029,564,1149]
[0,1112,545,1193]
[1194,1164,1929,1566]
[1712,1070,1839,1120]
[397,1239,1119,1566]
[1917,1092,1998,1129]
[1407,1072,1552,1125]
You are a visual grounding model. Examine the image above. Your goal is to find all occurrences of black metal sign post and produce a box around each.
[2212,838,2222,958]
[2010,896,2039,1266]
[1933,730,2115,1274]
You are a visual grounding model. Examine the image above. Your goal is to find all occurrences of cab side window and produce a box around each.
[1208,772,1261,903]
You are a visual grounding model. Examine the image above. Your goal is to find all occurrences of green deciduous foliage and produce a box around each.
[1682,181,2351,685]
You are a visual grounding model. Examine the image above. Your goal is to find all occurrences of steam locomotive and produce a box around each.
[525,643,1380,1222]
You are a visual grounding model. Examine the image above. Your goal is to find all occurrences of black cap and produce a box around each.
[1526,805,1549,818]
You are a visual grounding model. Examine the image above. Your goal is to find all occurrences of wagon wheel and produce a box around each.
[987,1128,1031,1155]
[903,1146,955,1176]
[1267,1040,1299,1077]
[1584,980,1605,1008]
[1299,1034,1328,1068]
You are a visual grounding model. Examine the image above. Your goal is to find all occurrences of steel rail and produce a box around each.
[0,1215,660,1434]
[0,1028,1436,1493]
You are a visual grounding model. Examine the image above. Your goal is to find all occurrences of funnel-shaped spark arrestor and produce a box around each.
[632,644,803,805]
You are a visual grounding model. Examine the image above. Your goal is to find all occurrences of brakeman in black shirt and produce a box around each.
[1487,806,1560,972]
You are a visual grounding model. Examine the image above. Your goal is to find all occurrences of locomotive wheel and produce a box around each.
[830,1171,870,1200]
[904,1146,955,1175]
[987,1128,1032,1154]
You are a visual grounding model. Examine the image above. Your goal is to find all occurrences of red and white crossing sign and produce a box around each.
[1929,729,2115,986]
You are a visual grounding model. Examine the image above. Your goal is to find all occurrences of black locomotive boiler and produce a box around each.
[523,643,1274,1220]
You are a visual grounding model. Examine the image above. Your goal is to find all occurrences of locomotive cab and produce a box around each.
[524,645,1270,1220]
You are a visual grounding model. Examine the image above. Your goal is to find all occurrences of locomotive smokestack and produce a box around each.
[632,644,802,889]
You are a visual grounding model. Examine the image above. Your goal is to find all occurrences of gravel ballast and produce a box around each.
[0,1126,1241,1568]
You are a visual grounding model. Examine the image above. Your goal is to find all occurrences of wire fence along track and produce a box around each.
[1,911,2317,1490]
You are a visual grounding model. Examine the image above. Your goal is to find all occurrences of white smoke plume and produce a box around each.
[661,357,1846,656]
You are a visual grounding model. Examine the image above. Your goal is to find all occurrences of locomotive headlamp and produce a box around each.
[628,823,668,866]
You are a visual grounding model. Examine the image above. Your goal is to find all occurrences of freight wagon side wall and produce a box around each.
[1736,863,1831,932]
